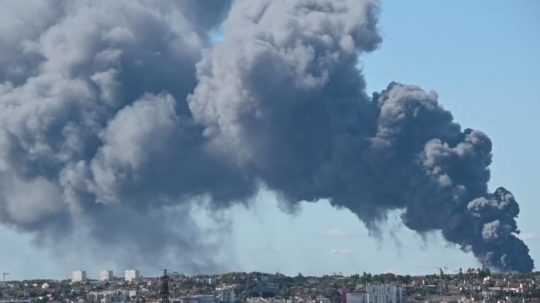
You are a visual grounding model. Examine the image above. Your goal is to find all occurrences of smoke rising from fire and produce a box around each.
[0,0,534,272]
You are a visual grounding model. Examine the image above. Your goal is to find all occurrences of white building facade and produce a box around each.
[99,270,114,281]
[216,286,237,303]
[346,285,405,303]
[366,284,405,303]
[124,270,141,282]
[72,270,87,283]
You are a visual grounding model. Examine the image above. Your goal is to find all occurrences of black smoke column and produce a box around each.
[189,1,534,272]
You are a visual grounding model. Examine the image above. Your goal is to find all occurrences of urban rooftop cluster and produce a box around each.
[0,269,539,303]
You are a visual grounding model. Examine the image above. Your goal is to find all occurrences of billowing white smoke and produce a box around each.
[0,0,534,272]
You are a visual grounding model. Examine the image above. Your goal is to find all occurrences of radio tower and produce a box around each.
[160,269,170,303]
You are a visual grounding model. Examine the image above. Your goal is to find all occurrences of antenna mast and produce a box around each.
[160,269,170,303]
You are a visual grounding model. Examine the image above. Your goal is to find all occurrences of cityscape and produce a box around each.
[0,2,538,303]
[1,269,539,303]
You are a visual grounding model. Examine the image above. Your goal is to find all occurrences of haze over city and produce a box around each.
[0,0,539,282]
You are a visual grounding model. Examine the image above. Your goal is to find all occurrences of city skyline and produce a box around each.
[3,270,539,303]
[0,0,539,280]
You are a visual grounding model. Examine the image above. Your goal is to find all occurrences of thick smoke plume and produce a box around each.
[0,0,534,272]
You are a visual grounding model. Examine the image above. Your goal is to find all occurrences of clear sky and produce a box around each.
[0,1,539,280]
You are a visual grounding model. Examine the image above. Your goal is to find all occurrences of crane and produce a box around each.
[2,272,9,282]
[435,267,449,295]
[436,266,449,276]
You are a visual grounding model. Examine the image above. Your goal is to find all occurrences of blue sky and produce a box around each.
[1,1,539,279]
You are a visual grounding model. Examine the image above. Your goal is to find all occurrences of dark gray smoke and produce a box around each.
[189,0,533,272]
[0,0,534,273]
[0,0,249,271]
